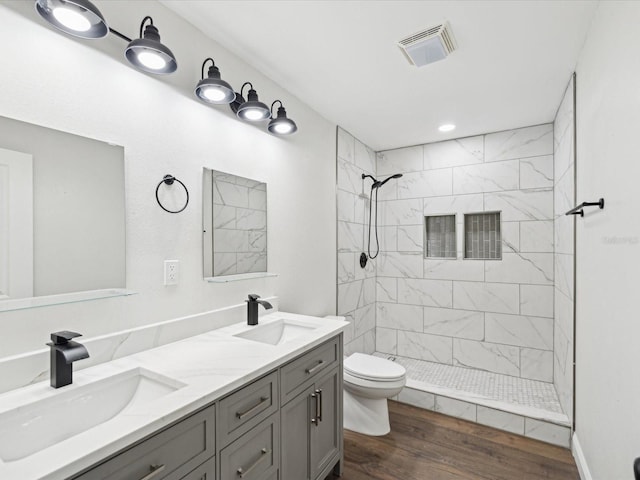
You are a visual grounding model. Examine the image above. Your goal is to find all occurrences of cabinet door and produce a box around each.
[280,384,314,480]
[310,368,340,479]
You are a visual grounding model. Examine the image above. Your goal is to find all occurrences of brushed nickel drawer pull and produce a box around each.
[139,464,166,480]
[316,388,323,422]
[236,396,269,420]
[311,392,318,425]
[305,360,325,375]
[237,448,271,478]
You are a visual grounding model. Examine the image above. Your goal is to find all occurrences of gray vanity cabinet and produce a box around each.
[280,336,343,480]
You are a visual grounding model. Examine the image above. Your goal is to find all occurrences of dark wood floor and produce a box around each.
[329,400,579,480]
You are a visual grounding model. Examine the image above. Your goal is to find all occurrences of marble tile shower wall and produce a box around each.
[337,127,378,355]
[553,76,575,421]
[375,124,555,382]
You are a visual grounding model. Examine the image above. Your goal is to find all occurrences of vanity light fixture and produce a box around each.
[438,123,456,132]
[235,82,271,122]
[267,100,297,135]
[35,0,108,39]
[125,16,177,75]
[195,58,235,105]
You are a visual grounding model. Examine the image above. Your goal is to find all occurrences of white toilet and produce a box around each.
[343,353,406,436]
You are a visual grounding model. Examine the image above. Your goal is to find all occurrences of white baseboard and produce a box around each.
[572,432,593,480]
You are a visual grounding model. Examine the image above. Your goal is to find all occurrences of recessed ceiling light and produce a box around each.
[438,124,456,132]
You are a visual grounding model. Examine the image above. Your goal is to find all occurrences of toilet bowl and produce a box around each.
[343,353,406,436]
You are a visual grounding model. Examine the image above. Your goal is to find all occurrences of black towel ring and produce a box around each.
[155,174,189,214]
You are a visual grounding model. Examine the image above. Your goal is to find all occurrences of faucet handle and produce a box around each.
[247,294,261,302]
[50,331,82,345]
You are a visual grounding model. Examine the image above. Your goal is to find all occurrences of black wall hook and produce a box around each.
[155,174,189,214]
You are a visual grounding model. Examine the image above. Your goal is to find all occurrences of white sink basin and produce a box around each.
[234,319,318,345]
[0,368,185,462]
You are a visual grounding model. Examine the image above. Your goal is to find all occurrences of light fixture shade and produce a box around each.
[125,20,177,75]
[236,88,271,122]
[195,61,235,105]
[268,105,297,135]
[35,0,108,39]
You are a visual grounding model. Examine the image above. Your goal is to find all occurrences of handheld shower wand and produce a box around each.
[360,172,403,268]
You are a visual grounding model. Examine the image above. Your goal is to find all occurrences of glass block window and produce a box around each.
[464,212,501,259]
[425,215,456,258]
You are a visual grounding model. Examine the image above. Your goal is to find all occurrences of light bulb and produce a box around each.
[438,124,456,132]
[137,51,167,70]
[52,7,91,32]
[202,87,226,102]
[243,108,264,121]
[274,123,293,134]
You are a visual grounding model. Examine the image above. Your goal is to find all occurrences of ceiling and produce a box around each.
[161,0,598,151]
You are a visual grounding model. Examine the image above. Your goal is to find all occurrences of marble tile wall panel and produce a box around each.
[476,406,525,435]
[354,303,376,337]
[337,252,355,284]
[213,229,248,253]
[248,232,266,252]
[237,253,267,273]
[398,169,453,198]
[484,189,554,221]
[377,145,423,175]
[397,225,424,252]
[423,193,484,216]
[236,208,266,230]
[248,188,267,210]
[501,222,520,253]
[484,252,554,285]
[397,387,436,410]
[424,258,485,281]
[453,339,520,376]
[377,252,423,278]
[377,302,423,332]
[520,155,554,189]
[452,160,519,194]
[397,278,453,308]
[337,189,356,222]
[520,221,554,252]
[337,127,355,163]
[213,205,236,229]
[520,348,554,382]
[453,281,520,314]
[375,327,397,354]
[337,221,363,253]
[485,124,553,162]
[519,285,554,318]
[485,313,553,350]
[434,396,477,421]
[398,331,453,364]
[380,198,423,226]
[423,135,484,170]
[554,253,574,300]
[423,307,484,340]
[376,277,397,303]
[337,157,363,194]
[524,418,571,448]
[213,180,250,208]
[354,138,376,175]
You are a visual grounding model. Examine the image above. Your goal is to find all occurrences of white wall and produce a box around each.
[574,2,640,478]
[0,1,336,359]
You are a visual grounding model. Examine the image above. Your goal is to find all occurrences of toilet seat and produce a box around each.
[344,353,406,382]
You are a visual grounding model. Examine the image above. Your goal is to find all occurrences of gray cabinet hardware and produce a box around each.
[316,389,323,422]
[306,360,325,375]
[236,396,269,420]
[138,464,166,480]
[236,448,270,478]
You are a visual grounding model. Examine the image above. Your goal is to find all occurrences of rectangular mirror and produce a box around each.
[0,115,126,305]
[203,169,267,278]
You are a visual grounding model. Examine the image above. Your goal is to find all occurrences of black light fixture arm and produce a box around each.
[139,16,154,37]
[108,27,132,42]
[270,100,283,115]
[240,82,253,98]
[201,58,215,79]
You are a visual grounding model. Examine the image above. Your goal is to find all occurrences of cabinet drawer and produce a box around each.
[220,413,279,480]
[182,457,216,480]
[281,337,339,405]
[74,404,215,480]
[218,371,278,447]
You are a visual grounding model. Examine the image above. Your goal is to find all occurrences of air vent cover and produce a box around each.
[398,22,456,67]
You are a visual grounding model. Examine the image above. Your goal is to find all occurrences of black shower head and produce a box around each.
[376,173,403,188]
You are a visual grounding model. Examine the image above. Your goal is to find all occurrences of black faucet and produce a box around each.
[46,331,90,388]
[246,294,273,326]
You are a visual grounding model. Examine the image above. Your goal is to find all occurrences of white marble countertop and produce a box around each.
[0,311,347,480]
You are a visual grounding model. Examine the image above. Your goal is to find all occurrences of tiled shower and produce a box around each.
[336,75,576,446]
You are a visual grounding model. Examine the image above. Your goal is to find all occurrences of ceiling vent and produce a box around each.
[398,23,456,67]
